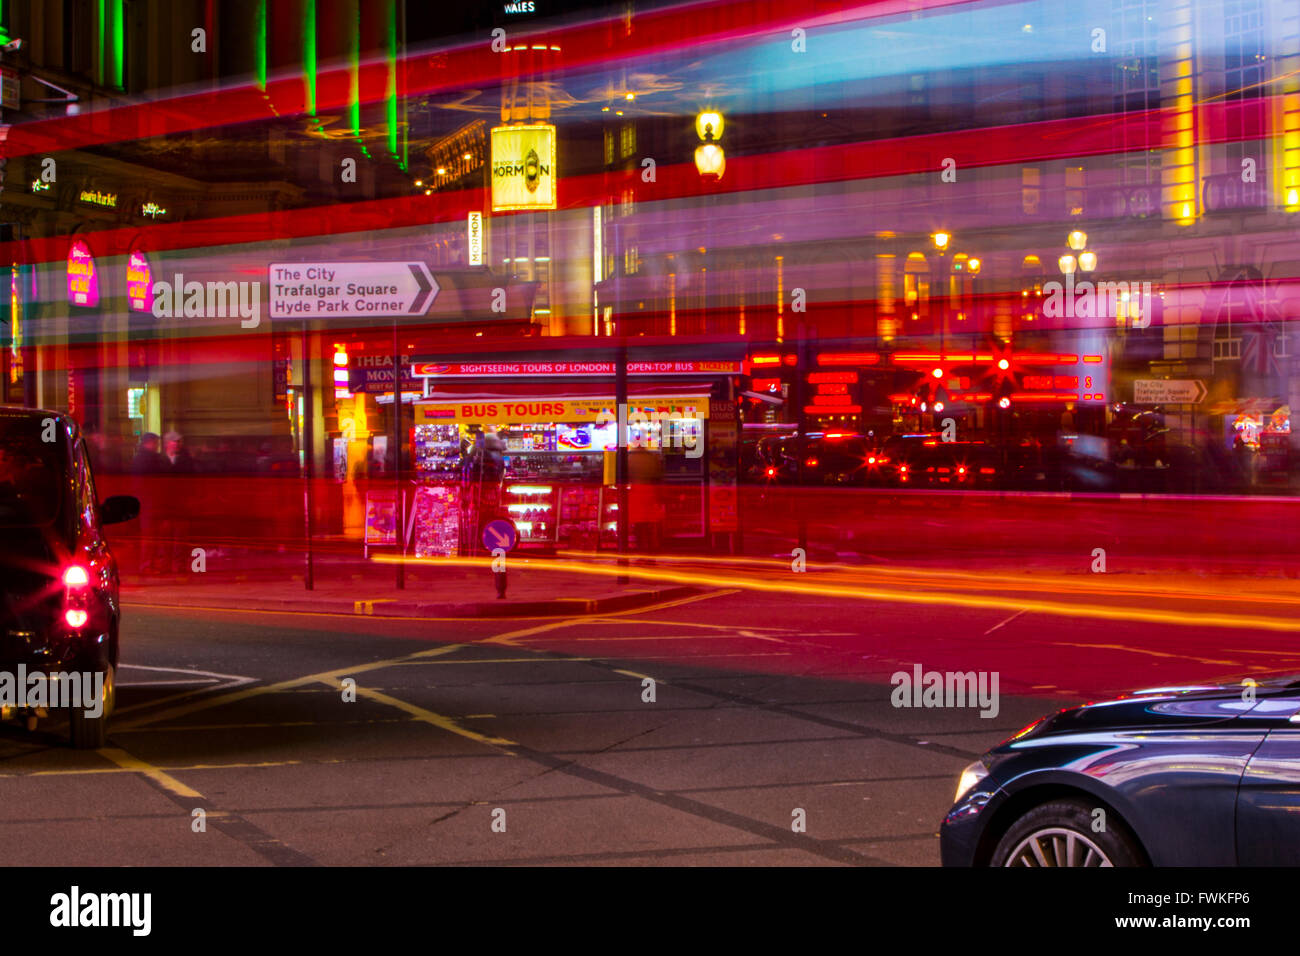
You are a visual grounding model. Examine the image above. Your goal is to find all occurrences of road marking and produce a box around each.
[98,747,204,799]
[115,643,469,731]
[4,758,317,779]
[1049,641,1239,666]
[611,668,657,681]
[126,602,565,622]
[481,618,596,648]
[319,679,517,749]
[396,657,597,665]
[984,608,1029,635]
[112,664,258,717]
[121,663,254,681]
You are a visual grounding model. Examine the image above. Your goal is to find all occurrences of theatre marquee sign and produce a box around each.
[491,124,556,211]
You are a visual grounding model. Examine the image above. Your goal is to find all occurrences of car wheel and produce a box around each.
[990,798,1144,867]
[68,663,114,750]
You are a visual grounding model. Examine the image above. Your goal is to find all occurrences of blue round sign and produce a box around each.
[482,518,518,552]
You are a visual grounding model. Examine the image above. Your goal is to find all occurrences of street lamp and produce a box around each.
[694,110,725,179]
[1060,231,1097,276]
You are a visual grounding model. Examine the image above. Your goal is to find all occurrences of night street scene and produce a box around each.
[0,0,1297,936]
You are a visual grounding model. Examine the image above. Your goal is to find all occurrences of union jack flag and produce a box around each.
[1240,326,1282,378]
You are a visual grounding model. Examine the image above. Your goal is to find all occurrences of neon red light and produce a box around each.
[817,352,880,366]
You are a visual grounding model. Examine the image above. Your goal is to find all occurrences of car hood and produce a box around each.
[1014,675,1300,741]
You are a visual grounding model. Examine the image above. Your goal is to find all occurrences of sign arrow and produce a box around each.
[268,261,440,319]
[408,263,435,315]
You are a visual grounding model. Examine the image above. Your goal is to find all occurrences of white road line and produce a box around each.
[119,663,253,682]
[984,608,1028,635]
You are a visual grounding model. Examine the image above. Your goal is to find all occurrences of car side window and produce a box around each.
[74,439,97,531]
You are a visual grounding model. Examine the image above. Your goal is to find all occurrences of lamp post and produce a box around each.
[931,231,950,359]
[695,111,726,549]
[694,110,724,327]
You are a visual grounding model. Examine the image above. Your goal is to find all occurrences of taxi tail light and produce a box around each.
[63,564,90,630]
[63,565,90,588]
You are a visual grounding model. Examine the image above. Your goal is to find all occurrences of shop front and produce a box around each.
[407,394,709,556]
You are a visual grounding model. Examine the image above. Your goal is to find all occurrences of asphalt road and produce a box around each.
[1,577,1294,866]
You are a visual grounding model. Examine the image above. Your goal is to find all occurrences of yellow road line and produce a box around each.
[481,617,599,647]
[126,602,563,622]
[115,643,469,731]
[98,747,204,799]
[319,678,517,749]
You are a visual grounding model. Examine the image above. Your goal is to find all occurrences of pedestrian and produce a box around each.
[478,432,507,523]
[132,432,166,475]
[131,433,166,575]
[163,430,197,474]
[628,445,665,558]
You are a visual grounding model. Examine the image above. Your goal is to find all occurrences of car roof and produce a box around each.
[0,405,71,424]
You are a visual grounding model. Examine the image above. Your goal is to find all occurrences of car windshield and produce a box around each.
[0,416,66,527]
[813,438,868,467]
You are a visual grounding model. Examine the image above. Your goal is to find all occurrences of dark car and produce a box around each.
[0,407,139,747]
[754,433,882,486]
[880,434,999,488]
[940,674,1300,866]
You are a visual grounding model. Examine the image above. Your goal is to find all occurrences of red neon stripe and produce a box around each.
[0,0,985,161]
[817,352,880,366]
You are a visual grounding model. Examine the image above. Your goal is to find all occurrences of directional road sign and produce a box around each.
[268,261,438,318]
[482,518,518,552]
[1133,379,1206,404]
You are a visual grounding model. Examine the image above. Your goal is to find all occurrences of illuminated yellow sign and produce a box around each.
[415,396,706,425]
[78,189,117,208]
[490,124,557,211]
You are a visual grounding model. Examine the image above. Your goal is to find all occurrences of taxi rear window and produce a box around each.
[0,417,67,527]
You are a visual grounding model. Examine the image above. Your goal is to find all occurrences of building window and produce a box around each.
[604,128,615,165]
[1214,337,1242,360]
[620,123,636,160]
[1065,166,1085,216]
[1112,0,1160,185]
[1022,167,1041,215]
[1224,0,1266,176]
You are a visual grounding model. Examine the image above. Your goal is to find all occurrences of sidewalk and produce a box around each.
[119,549,702,618]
